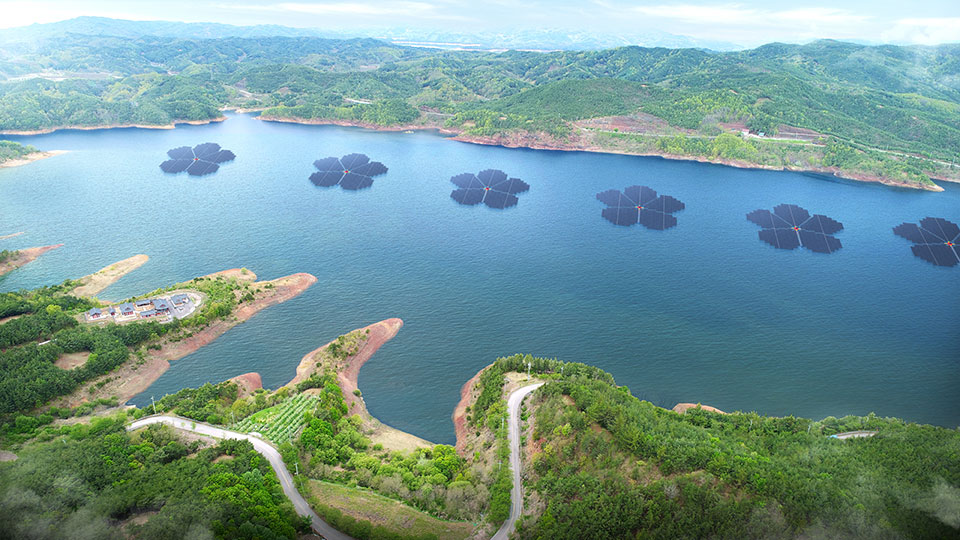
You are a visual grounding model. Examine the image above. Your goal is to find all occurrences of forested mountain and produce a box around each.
[0,19,958,186]
[468,356,960,540]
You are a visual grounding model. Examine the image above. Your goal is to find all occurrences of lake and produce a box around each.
[2,112,958,443]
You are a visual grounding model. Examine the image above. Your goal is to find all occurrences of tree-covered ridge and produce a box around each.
[0,415,308,539]
[1,34,957,184]
[0,272,266,417]
[470,355,960,540]
[132,327,488,535]
[0,139,35,161]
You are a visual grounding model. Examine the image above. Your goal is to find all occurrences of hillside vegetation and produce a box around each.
[469,355,960,540]
[0,140,35,162]
[1,26,958,185]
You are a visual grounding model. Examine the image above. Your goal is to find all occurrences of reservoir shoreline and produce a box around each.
[255,114,948,192]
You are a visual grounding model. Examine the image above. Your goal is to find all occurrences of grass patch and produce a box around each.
[307,479,477,540]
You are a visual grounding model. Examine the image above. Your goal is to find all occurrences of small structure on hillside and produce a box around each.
[86,308,104,321]
[118,303,136,317]
[171,293,189,306]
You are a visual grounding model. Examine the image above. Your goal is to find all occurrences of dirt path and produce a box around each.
[0,244,63,277]
[492,383,544,540]
[288,318,434,452]
[69,254,149,299]
[52,271,317,408]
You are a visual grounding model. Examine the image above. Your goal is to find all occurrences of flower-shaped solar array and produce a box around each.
[746,204,843,253]
[310,153,388,190]
[450,169,530,209]
[893,217,960,267]
[595,185,685,230]
[160,143,236,176]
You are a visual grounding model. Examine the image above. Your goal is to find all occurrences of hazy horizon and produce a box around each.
[0,1,957,49]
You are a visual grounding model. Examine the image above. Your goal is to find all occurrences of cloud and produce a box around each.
[631,3,868,27]
[223,1,470,21]
[625,3,876,45]
[883,17,960,45]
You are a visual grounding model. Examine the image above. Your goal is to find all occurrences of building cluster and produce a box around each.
[86,293,191,323]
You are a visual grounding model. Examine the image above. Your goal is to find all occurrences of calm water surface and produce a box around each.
[2,113,958,443]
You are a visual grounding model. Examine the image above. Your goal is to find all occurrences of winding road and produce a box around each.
[492,382,544,540]
[127,415,353,540]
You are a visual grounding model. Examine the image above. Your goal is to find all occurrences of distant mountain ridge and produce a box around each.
[0,17,957,188]
[0,16,743,51]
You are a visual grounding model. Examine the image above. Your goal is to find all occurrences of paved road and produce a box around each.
[127,415,353,540]
[492,383,544,540]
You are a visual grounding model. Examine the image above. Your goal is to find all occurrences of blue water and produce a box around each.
[2,112,958,443]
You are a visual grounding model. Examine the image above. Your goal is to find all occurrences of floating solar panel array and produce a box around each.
[160,143,236,176]
[310,153,388,190]
[595,185,685,230]
[893,217,960,267]
[450,169,530,209]
[746,204,843,253]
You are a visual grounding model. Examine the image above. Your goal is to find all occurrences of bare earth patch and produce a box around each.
[0,451,17,462]
[69,254,149,299]
[228,372,263,398]
[51,270,316,408]
[0,244,63,277]
[672,403,727,415]
[55,351,90,370]
[288,318,434,453]
[452,366,487,455]
[119,510,158,539]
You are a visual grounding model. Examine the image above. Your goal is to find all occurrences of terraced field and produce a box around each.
[233,393,318,445]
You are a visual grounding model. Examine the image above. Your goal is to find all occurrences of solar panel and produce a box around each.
[451,188,485,205]
[449,169,530,209]
[340,153,370,170]
[893,217,960,267]
[747,204,843,254]
[167,146,194,160]
[920,217,960,242]
[339,173,373,190]
[309,153,388,190]
[596,185,684,230]
[160,142,236,177]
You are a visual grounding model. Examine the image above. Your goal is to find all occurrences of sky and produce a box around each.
[0,0,957,47]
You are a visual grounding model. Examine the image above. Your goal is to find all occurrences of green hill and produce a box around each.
[1,24,959,186]
[467,356,960,540]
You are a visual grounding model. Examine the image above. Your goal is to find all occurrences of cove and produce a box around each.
[1,112,958,443]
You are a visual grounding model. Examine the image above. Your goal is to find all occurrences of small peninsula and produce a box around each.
[0,243,63,277]
[57,267,317,407]
[0,140,67,168]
